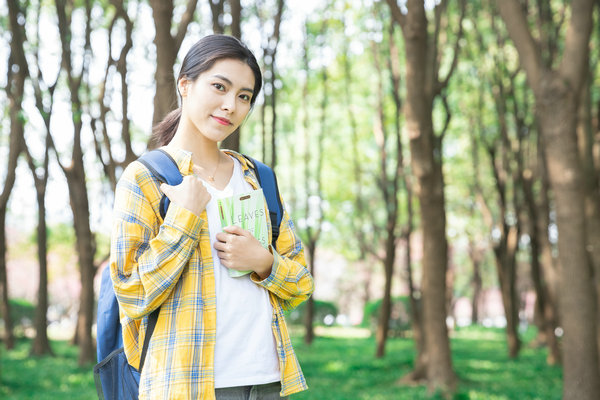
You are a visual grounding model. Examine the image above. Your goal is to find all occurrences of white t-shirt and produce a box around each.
[202,156,280,388]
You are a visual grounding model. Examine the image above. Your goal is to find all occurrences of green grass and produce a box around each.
[0,339,97,400]
[0,327,562,399]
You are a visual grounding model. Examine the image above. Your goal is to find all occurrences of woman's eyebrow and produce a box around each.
[212,74,253,93]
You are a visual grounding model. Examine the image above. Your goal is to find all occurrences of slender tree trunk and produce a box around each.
[30,188,52,356]
[2,0,30,351]
[370,23,401,357]
[375,229,396,358]
[304,243,315,345]
[577,72,600,356]
[493,234,521,358]
[300,19,325,345]
[468,240,483,325]
[65,160,96,365]
[0,210,15,350]
[54,0,96,365]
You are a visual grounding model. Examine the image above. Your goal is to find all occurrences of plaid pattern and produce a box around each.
[110,147,313,399]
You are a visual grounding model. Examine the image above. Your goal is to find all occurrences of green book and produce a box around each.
[217,189,269,277]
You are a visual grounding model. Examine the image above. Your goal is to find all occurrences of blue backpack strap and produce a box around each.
[137,149,183,220]
[96,266,123,363]
[243,156,284,247]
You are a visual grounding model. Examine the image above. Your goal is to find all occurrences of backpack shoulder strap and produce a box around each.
[137,149,183,220]
[132,149,182,372]
[243,155,284,248]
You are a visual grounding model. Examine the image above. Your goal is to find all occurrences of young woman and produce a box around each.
[110,34,314,400]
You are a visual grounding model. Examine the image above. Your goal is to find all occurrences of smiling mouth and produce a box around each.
[212,116,232,126]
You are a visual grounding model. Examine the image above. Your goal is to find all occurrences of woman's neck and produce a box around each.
[167,124,221,168]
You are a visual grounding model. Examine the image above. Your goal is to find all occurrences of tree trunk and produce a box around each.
[468,240,483,324]
[229,0,241,39]
[150,0,178,127]
[577,72,600,357]
[209,0,225,34]
[375,228,396,358]
[493,235,521,358]
[304,243,315,345]
[497,1,599,397]
[540,79,599,399]
[523,173,560,364]
[393,0,456,390]
[2,0,30,351]
[65,161,96,365]
[31,188,52,356]
[149,0,197,131]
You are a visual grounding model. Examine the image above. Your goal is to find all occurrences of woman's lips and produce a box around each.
[212,116,232,126]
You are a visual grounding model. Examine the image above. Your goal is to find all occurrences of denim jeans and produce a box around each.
[214,382,288,400]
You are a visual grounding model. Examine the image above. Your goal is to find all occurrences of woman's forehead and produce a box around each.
[204,59,255,89]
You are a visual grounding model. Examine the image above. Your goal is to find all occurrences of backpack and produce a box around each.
[94,149,284,400]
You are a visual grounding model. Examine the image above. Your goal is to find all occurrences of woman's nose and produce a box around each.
[221,94,236,112]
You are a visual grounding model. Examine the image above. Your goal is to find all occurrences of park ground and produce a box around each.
[0,326,561,400]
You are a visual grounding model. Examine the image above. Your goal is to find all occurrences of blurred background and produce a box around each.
[1,0,600,399]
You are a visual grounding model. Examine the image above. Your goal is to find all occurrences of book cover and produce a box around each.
[217,188,269,277]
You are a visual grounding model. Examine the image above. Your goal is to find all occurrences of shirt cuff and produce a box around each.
[162,203,204,239]
[251,246,279,286]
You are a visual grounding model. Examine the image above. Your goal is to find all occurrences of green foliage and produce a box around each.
[5,298,35,327]
[362,296,412,337]
[285,299,338,326]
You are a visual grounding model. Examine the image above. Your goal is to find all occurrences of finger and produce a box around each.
[213,241,226,251]
[215,232,228,243]
[223,225,246,236]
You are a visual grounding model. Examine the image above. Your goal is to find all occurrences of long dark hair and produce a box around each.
[150,34,262,147]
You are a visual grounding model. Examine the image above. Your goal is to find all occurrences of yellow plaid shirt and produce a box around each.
[110,147,314,399]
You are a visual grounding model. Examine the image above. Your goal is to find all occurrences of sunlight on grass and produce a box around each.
[0,326,562,400]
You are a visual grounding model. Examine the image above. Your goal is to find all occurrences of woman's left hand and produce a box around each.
[214,225,274,279]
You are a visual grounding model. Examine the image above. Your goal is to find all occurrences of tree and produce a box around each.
[1,0,29,351]
[385,0,465,391]
[255,0,284,167]
[496,1,599,398]
[24,0,56,356]
[370,14,404,358]
[92,0,138,192]
[53,0,97,365]
[297,19,327,345]
[149,0,198,130]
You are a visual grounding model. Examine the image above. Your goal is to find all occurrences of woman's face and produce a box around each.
[179,58,255,143]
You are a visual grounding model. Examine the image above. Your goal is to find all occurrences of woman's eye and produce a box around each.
[240,94,251,102]
[213,83,225,91]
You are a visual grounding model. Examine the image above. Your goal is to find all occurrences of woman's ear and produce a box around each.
[178,78,189,97]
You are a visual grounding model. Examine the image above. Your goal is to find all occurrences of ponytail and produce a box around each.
[149,108,181,148]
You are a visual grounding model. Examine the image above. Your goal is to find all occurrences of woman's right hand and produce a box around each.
[160,175,211,217]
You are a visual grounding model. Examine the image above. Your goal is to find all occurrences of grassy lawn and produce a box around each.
[0,326,561,399]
